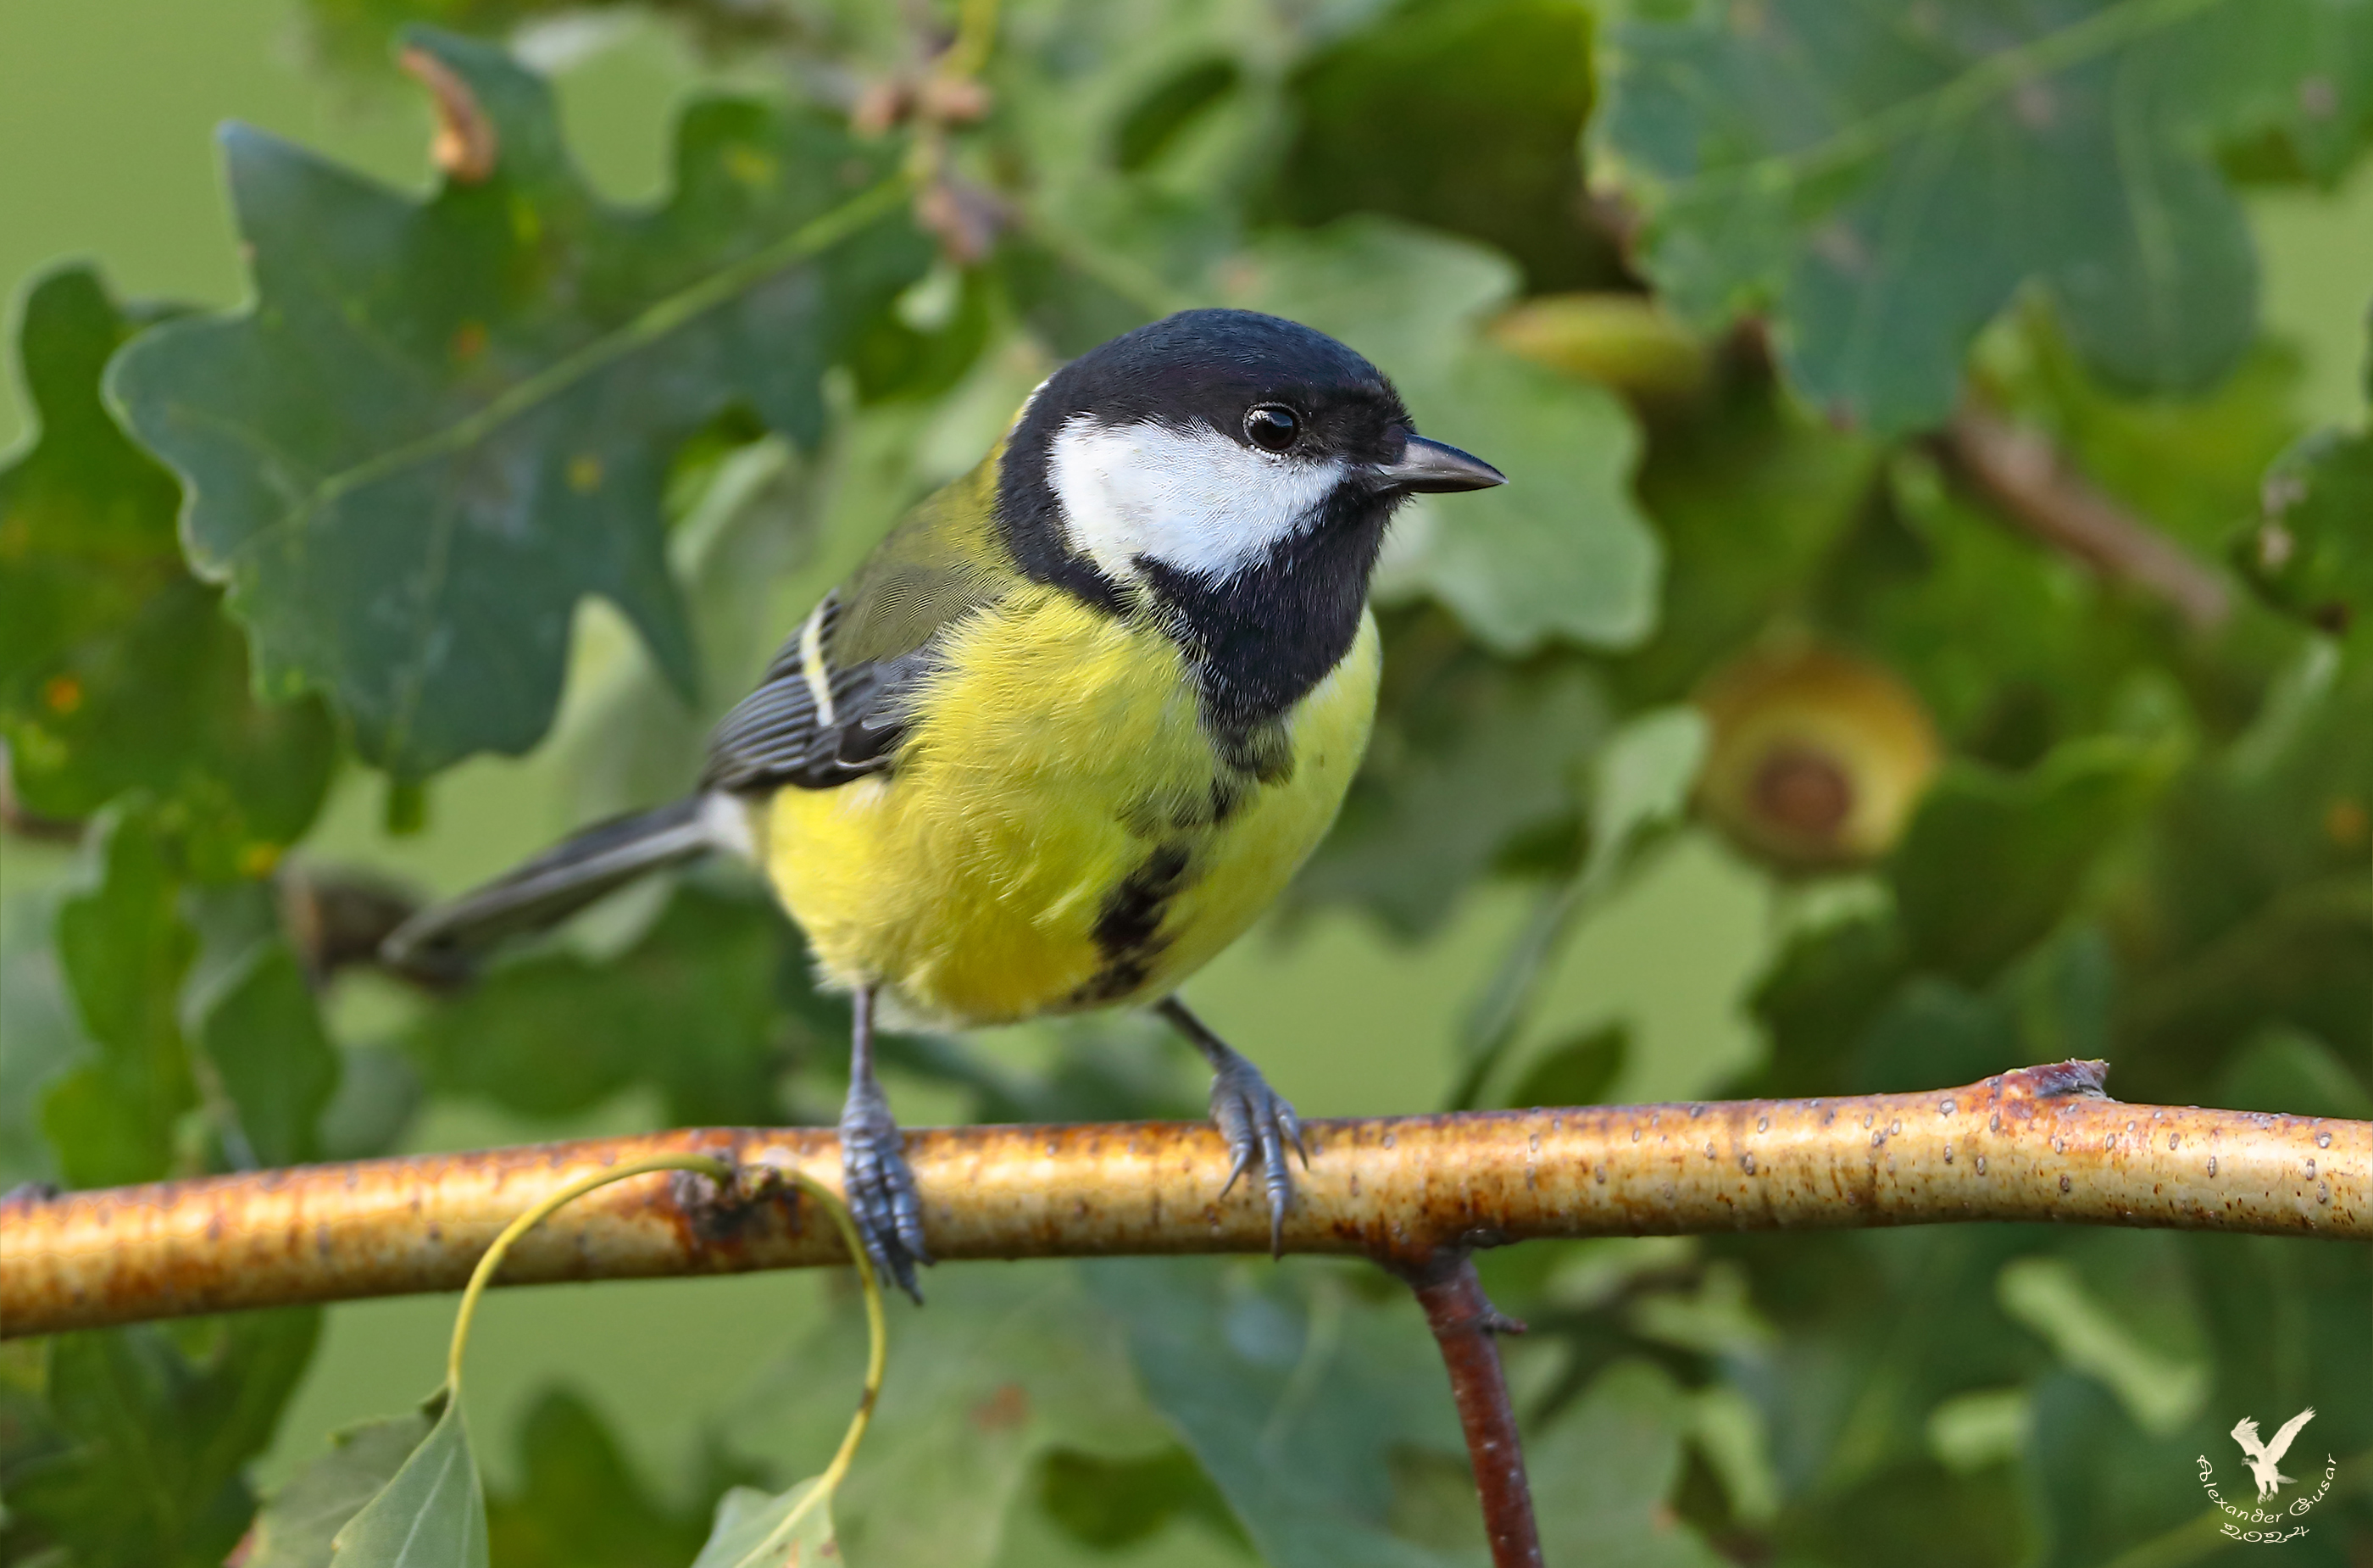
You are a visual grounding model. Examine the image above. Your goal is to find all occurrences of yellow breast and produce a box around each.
[759,589,1381,1026]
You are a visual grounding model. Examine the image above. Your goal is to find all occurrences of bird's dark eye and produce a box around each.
[1244,404,1300,453]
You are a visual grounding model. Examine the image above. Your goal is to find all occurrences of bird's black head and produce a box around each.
[995,309,1503,736]
[998,308,1502,591]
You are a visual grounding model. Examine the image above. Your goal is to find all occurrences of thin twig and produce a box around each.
[1390,1252,1540,1568]
[273,864,494,993]
[1940,403,2231,631]
[3,1060,2365,1337]
[397,47,498,185]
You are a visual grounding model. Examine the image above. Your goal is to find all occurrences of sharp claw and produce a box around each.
[886,1251,923,1304]
[1255,1119,1287,1235]
[1264,1160,1290,1259]
[1281,1104,1309,1170]
[892,1192,933,1265]
[1219,1141,1253,1199]
[857,1189,924,1303]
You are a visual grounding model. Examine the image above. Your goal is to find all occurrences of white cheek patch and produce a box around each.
[1048,416,1347,583]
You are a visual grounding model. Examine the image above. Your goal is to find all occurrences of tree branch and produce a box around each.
[1392,1252,1540,1568]
[4,1060,2364,1338]
[1940,403,2232,631]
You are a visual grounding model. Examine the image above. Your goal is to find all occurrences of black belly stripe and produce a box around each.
[1074,842,1193,1003]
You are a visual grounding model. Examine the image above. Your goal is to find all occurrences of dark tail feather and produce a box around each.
[381,796,726,970]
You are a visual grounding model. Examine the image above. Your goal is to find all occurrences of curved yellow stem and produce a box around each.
[435,1155,888,1558]
[742,1168,889,1554]
[943,0,1001,81]
[436,1154,889,1556]
[431,1148,887,1556]
[446,1153,736,1389]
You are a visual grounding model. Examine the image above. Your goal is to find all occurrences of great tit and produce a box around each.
[385,308,1505,1297]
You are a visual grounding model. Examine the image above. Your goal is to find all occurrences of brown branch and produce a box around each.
[4,1060,2366,1338]
[397,46,498,185]
[274,864,470,991]
[1392,1253,1539,1568]
[1941,403,2231,631]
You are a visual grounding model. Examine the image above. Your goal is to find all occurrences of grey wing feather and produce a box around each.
[381,797,723,968]
[701,593,936,792]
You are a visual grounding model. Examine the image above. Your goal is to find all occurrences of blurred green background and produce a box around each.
[0,0,1792,1512]
[4,0,2371,1562]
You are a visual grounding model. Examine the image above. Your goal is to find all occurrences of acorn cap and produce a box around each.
[1693,642,1941,873]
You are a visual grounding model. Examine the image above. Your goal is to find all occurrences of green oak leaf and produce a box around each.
[2240,420,2373,645]
[330,1390,488,1568]
[991,0,1265,329]
[1085,1257,1468,1568]
[1835,921,2107,1093]
[1842,447,2192,756]
[2019,1373,2206,1565]
[1619,393,1881,706]
[0,882,86,1190]
[3,1310,320,1568]
[1500,1020,1630,1110]
[1892,737,2172,983]
[1742,910,1911,1097]
[998,234,1170,359]
[36,802,344,1183]
[2120,649,2373,1098]
[1976,307,2306,558]
[1998,1238,2210,1437]
[1034,1443,1247,1552]
[1455,705,1707,1104]
[188,934,341,1168]
[2213,1025,2373,1119]
[42,802,198,1188]
[1528,1360,1729,1568]
[1594,0,2373,432]
[725,1264,1170,1568]
[406,880,800,1126]
[108,29,931,779]
[1221,217,1516,388]
[1849,975,2024,1095]
[488,1387,750,1568]
[1392,346,1660,653]
[687,1480,836,1568]
[1275,0,1617,292]
[0,264,333,873]
[246,1410,436,1568]
[1295,620,1611,938]
[2181,1232,2373,1476]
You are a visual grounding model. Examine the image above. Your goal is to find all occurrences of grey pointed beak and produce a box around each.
[1375,434,1506,494]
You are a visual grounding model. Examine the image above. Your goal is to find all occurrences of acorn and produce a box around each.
[1692,642,1941,873]
[1487,293,1709,400]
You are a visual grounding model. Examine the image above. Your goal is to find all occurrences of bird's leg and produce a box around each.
[1156,996,1308,1256]
[838,983,931,1302]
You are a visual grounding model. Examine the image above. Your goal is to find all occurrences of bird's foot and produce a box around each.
[1209,1054,1309,1257]
[839,1081,931,1303]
